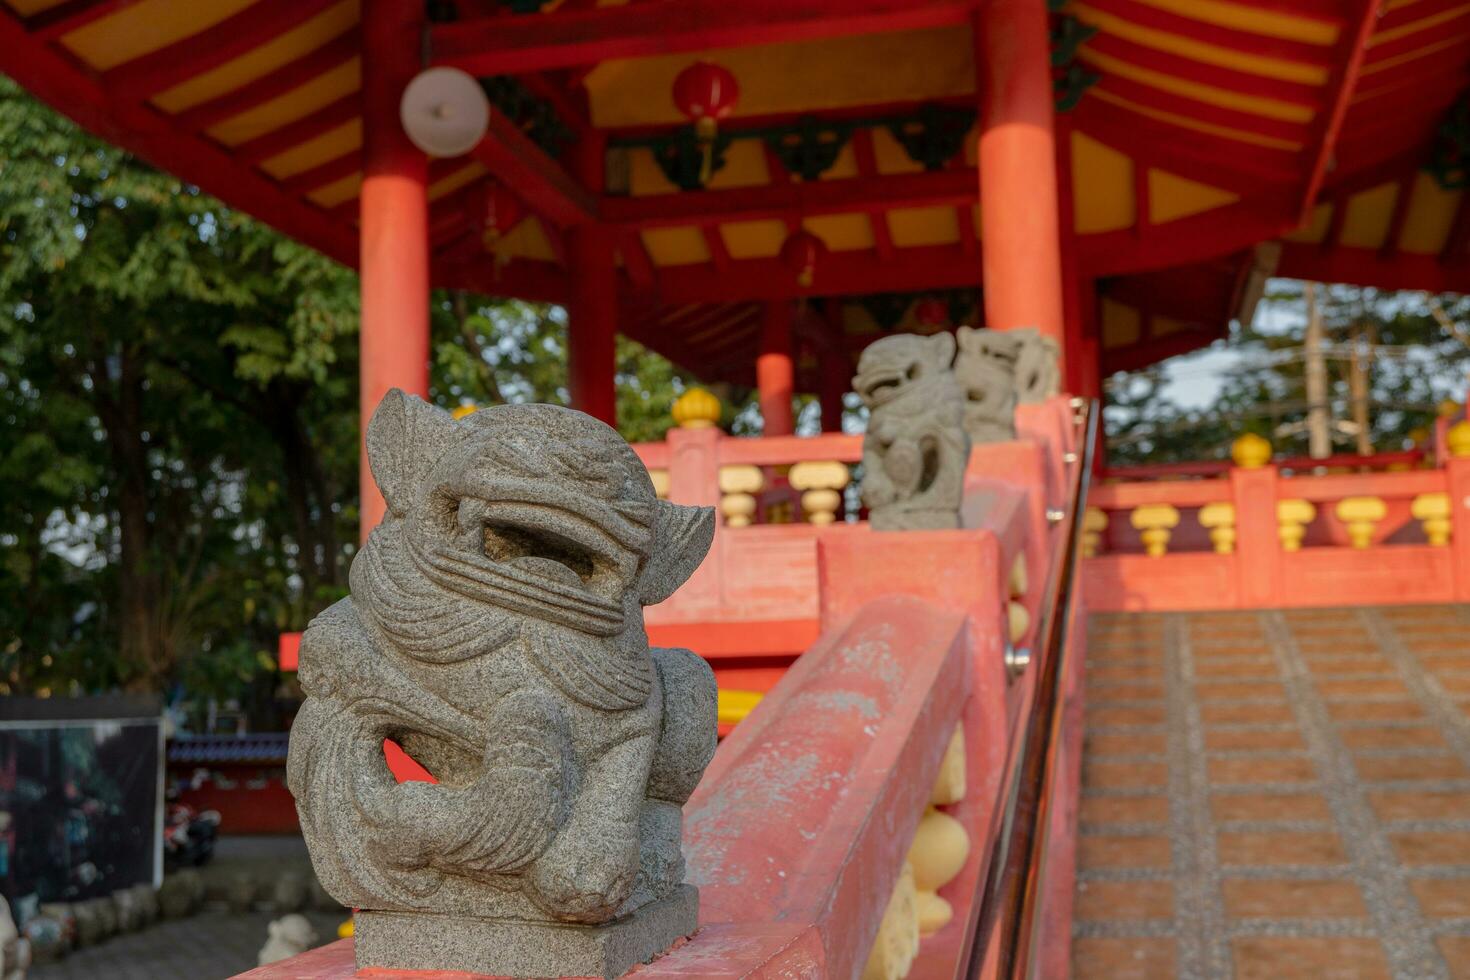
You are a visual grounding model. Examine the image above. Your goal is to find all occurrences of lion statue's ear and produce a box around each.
[365,389,457,518]
[929,330,957,368]
[637,501,716,605]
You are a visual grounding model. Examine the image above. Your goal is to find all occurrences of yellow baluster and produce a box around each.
[716,688,763,727]
[1130,504,1180,557]
[1008,601,1030,644]
[1198,502,1237,554]
[1448,420,1470,459]
[1081,507,1108,558]
[1411,492,1452,546]
[718,465,763,527]
[1335,496,1387,549]
[789,460,852,525]
[1277,499,1316,552]
[649,469,670,501]
[861,862,919,980]
[672,387,721,429]
[1009,553,1028,598]
[1231,432,1272,469]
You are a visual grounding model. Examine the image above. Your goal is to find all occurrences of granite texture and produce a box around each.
[854,333,971,531]
[953,326,1020,443]
[287,393,717,973]
[1011,327,1061,404]
[355,884,698,979]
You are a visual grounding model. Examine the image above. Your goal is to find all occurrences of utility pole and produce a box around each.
[1348,322,1374,456]
[1304,283,1332,459]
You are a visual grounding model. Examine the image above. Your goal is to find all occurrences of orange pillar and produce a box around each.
[977,0,1066,371]
[758,300,795,436]
[359,0,428,541]
[567,134,618,425]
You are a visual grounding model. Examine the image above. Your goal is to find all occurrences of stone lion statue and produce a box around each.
[1012,327,1061,404]
[954,326,1020,443]
[288,393,718,938]
[855,333,971,530]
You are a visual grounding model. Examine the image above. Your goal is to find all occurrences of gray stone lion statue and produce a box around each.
[287,392,718,976]
[855,333,971,530]
[954,326,1061,444]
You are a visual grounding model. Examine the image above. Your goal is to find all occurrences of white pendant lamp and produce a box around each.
[400,67,490,157]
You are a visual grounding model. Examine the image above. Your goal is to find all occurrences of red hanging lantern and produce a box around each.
[672,61,739,183]
[914,296,949,330]
[780,229,826,289]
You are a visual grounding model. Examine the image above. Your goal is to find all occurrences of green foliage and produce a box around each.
[1105,282,1470,465]
[0,77,699,711]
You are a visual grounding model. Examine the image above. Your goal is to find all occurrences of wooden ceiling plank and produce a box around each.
[430,0,974,76]
[104,0,341,99]
[171,32,357,133]
[24,0,139,42]
[234,93,360,164]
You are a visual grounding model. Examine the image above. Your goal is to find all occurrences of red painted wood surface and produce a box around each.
[358,0,429,542]
[1083,459,1465,611]
[977,0,1066,354]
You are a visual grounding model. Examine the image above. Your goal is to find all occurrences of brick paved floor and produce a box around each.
[1072,606,1470,980]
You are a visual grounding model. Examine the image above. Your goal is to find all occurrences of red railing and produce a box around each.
[1083,445,1470,611]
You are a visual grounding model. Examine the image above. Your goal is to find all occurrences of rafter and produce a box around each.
[234,94,360,165]
[430,0,974,76]
[470,111,596,227]
[170,33,357,133]
[24,0,137,41]
[1378,177,1412,260]
[1299,0,1386,221]
[0,9,356,265]
[102,0,339,99]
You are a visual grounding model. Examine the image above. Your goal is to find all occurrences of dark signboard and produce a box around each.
[0,696,163,909]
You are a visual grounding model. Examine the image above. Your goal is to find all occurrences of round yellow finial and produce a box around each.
[1439,398,1461,419]
[451,403,479,420]
[1231,432,1272,469]
[1449,419,1470,458]
[672,387,721,429]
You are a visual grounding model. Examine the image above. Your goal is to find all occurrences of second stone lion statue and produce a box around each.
[855,332,971,530]
[287,392,718,969]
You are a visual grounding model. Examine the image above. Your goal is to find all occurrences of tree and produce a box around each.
[0,76,701,710]
[1104,281,1470,466]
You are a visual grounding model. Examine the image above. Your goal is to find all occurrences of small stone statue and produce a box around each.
[270,872,308,913]
[257,914,317,966]
[288,392,718,978]
[954,326,1020,443]
[1012,327,1060,404]
[855,333,971,530]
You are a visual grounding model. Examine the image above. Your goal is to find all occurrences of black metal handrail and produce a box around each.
[967,397,1098,980]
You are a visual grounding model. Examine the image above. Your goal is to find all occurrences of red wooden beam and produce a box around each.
[279,150,359,196]
[1078,201,1292,277]
[470,111,596,227]
[1366,15,1470,64]
[632,241,985,304]
[850,129,895,261]
[1101,327,1221,373]
[103,0,340,99]
[1277,241,1470,292]
[24,0,138,40]
[620,232,656,288]
[234,94,360,165]
[1443,190,1470,265]
[432,256,570,303]
[702,224,732,273]
[170,33,357,133]
[601,168,976,229]
[1299,0,1385,220]
[430,0,975,76]
[0,10,357,266]
[1378,177,1412,259]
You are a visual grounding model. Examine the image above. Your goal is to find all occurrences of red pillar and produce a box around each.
[758,300,795,436]
[359,0,428,541]
[567,133,617,425]
[977,0,1066,373]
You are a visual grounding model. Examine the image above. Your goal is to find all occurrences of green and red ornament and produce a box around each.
[673,60,740,184]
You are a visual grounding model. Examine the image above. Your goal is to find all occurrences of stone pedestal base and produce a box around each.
[353,886,698,979]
